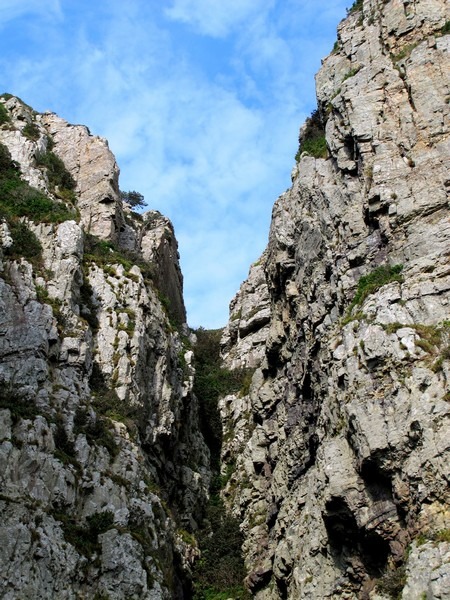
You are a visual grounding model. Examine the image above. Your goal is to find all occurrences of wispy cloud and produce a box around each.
[0,0,61,28]
[0,0,349,327]
[164,0,274,38]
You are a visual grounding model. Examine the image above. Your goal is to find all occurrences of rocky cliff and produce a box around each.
[220,1,450,598]
[0,95,209,598]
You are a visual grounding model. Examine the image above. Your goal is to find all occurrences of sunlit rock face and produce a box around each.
[220,1,450,598]
[0,95,209,599]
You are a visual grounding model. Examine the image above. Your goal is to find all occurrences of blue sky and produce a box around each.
[0,0,349,328]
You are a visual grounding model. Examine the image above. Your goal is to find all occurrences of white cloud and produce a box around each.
[0,0,61,27]
[0,0,350,327]
[164,0,273,38]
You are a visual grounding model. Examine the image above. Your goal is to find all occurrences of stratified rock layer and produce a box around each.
[220,1,450,598]
[0,96,208,598]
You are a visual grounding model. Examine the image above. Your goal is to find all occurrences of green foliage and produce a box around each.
[36,150,76,193]
[348,264,403,312]
[0,142,14,171]
[88,362,137,426]
[120,189,147,209]
[435,529,450,542]
[22,122,40,141]
[0,383,39,423]
[53,417,78,467]
[391,43,418,63]
[193,497,249,600]
[86,510,114,537]
[0,142,74,226]
[347,0,363,14]
[0,103,11,125]
[376,564,406,599]
[73,368,121,458]
[295,109,327,161]
[84,233,155,290]
[79,277,100,331]
[342,66,361,81]
[85,233,134,270]
[4,220,42,265]
[440,20,450,34]
[92,593,111,600]
[194,328,253,471]
[86,416,119,458]
[299,136,328,160]
[53,510,114,557]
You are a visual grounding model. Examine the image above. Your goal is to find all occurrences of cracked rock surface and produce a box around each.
[0,96,209,598]
[220,1,450,598]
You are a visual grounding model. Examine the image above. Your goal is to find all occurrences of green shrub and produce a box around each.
[192,497,249,600]
[86,414,119,458]
[295,108,327,161]
[440,20,450,34]
[22,122,40,141]
[4,220,42,265]
[84,233,133,270]
[391,43,418,63]
[0,142,15,171]
[53,509,114,557]
[376,564,406,599]
[79,277,99,331]
[0,142,74,225]
[347,0,363,14]
[53,418,81,470]
[0,103,11,125]
[86,510,114,537]
[193,328,252,471]
[120,189,147,209]
[298,136,327,159]
[88,362,137,427]
[36,150,76,192]
[347,264,403,312]
[343,66,361,81]
[0,383,39,423]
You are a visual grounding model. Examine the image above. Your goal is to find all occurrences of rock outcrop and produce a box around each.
[0,95,209,598]
[220,1,450,598]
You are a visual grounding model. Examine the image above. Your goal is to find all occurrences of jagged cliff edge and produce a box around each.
[220,0,449,598]
[0,95,210,598]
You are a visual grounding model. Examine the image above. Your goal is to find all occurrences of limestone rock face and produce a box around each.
[0,96,209,598]
[220,1,450,598]
[221,252,271,371]
[41,112,124,242]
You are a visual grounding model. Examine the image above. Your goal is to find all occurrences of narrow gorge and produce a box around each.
[0,0,449,599]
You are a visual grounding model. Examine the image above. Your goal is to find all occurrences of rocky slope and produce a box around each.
[0,95,209,599]
[220,1,450,598]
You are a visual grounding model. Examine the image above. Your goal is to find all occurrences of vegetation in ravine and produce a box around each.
[193,327,253,471]
[191,328,251,600]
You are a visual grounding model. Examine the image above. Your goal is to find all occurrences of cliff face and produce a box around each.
[220,1,450,598]
[0,96,208,598]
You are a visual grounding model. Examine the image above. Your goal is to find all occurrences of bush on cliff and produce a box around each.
[295,108,327,161]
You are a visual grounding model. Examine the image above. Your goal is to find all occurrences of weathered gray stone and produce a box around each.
[0,97,209,598]
[220,1,450,598]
